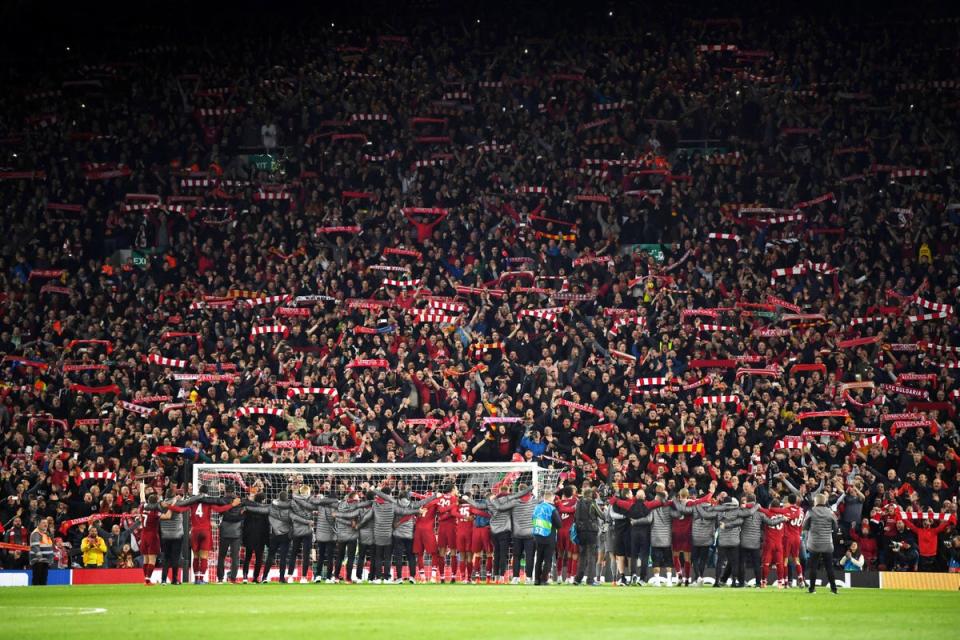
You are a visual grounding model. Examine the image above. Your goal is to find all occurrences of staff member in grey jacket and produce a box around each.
[245,492,292,583]
[648,490,675,586]
[331,491,368,583]
[392,491,427,584]
[354,500,375,582]
[29,519,54,586]
[497,483,536,583]
[373,488,430,583]
[803,494,840,594]
[241,493,269,583]
[710,499,759,587]
[160,489,187,585]
[216,489,244,583]
[291,481,338,582]
[288,485,316,583]
[478,484,532,582]
[691,503,721,584]
[573,487,603,585]
[738,494,785,587]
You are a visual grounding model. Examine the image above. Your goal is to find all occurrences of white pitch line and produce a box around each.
[0,606,107,616]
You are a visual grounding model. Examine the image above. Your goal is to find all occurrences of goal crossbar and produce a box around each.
[193,462,553,496]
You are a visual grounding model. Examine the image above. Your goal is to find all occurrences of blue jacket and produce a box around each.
[532,501,561,541]
[519,435,547,459]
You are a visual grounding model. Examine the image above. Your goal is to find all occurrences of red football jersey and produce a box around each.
[763,517,786,549]
[415,499,441,529]
[556,497,577,532]
[140,505,162,536]
[436,493,459,525]
[780,505,805,538]
[172,498,235,531]
[456,502,473,526]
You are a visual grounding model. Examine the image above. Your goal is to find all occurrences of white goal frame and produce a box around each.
[192,461,554,497]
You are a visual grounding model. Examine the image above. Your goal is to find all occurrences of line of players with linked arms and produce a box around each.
[133,471,855,592]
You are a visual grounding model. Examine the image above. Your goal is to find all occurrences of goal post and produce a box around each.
[191,462,564,582]
[192,462,561,497]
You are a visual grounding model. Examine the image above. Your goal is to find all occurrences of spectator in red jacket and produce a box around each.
[849,518,880,570]
[901,515,957,572]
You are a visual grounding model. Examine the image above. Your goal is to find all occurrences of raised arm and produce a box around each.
[779,475,801,497]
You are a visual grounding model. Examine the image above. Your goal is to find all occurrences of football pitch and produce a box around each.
[1,584,957,639]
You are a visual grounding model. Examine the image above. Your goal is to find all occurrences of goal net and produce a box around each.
[192,462,564,582]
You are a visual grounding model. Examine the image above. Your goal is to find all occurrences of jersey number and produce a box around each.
[195,504,204,517]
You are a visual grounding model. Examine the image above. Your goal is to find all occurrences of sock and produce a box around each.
[796,562,804,581]
[144,563,153,580]
[436,554,445,580]
[486,556,493,575]
[451,555,458,578]
[673,555,682,575]
[684,561,691,579]
[761,563,769,582]
[568,556,577,578]
[192,557,200,577]
[416,553,425,575]
[666,570,673,583]
[788,563,795,581]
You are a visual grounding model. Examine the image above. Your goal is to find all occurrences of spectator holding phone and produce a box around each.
[889,520,919,572]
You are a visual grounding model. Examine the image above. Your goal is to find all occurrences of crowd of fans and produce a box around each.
[2,2,959,579]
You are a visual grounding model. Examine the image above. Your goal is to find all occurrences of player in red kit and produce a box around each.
[760,500,787,588]
[465,487,494,584]
[434,484,460,582]
[768,495,806,588]
[170,486,241,583]
[138,482,176,585]
[454,497,474,582]
[412,493,441,582]
[555,485,578,583]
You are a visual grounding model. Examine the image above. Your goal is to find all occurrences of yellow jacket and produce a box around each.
[81,535,108,566]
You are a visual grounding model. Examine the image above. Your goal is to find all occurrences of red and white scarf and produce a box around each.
[907,311,950,323]
[241,294,293,308]
[519,308,562,323]
[118,400,155,417]
[79,471,118,482]
[707,232,741,244]
[556,398,604,417]
[144,354,188,368]
[249,325,290,341]
[635,377,673,387]
[879,383,929,400]
[235,406,285,418]
[694,395,740,407]
[287,387,339,401]
[854,434,888,450]
[346,358,391,369]
[774,437,807,450]
[382,278,422,288]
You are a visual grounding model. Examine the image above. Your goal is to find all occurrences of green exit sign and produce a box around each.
[251,154,278,171]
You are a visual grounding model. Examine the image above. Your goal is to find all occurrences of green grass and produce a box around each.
[0,584,957,639]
